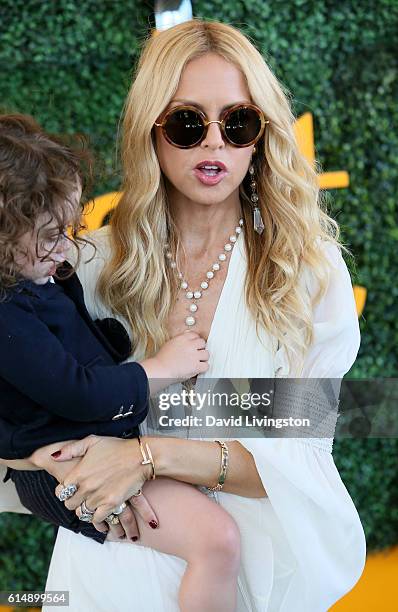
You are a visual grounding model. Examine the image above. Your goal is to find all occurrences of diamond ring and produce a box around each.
[79,500,96,523]
[57,483,78,502]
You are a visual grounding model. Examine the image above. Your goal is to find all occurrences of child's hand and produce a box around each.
[156,331,209,379]
[29,440,83,483]
[140,331,209,390]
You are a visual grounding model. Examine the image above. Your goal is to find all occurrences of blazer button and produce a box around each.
[112,406,125,421]
[122,404,134,418]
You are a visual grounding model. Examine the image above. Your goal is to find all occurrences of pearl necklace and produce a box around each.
[166,219,244,329]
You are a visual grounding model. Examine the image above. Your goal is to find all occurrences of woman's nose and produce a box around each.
[201,121,225,149]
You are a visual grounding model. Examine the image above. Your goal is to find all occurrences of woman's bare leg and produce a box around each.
[122,477,241,612]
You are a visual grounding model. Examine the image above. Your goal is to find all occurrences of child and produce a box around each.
[0,114,241,612]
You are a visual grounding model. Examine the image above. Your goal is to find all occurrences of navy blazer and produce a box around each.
[0,266,149,459]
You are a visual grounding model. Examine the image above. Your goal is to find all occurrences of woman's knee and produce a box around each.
[197,510,241,572]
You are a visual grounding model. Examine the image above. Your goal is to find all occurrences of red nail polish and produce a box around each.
[51,450,61,458]
[131,536,138,542]
[149,520,158,529]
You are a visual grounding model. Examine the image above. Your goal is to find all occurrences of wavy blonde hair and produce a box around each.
[98,18,349,372]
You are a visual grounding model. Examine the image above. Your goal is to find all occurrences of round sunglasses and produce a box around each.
[154,103,269,148]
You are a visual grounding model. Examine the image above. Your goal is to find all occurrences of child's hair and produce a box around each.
[0,113,92,298]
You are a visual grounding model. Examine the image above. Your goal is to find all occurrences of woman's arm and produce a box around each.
[0,436,265,495]
[45,433,266,524]
[144,436,267,498]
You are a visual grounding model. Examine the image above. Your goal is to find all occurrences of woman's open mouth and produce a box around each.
[193,161,228,186]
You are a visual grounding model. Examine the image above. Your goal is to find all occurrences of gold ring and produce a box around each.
[104,513,120,526]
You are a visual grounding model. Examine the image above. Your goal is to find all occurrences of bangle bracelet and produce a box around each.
[137,436,156,480]
[208,440,229,492]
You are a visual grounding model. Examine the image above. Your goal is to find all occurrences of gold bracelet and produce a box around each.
[137,436,156,480]
[208,440,229,492]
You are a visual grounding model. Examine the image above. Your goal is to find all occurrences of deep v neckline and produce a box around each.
[205,231,243,346]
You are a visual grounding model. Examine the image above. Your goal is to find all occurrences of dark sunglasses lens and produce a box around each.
[225,107,262,145]
[164,109,205,147]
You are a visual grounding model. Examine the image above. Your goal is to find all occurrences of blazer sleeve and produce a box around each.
[0,418,19,461]
[0,295,148,423]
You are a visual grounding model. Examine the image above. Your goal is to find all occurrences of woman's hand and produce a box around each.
[52,435,158,528]
[75,498,143,542]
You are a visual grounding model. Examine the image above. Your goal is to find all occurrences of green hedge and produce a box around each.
[1,0,397,592]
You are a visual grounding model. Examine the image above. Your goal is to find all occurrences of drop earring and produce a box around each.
[248,149,265,235]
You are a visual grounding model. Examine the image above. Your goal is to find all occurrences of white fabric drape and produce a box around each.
[1,226,366,611]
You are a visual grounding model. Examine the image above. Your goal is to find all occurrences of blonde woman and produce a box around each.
[6,19,365,612]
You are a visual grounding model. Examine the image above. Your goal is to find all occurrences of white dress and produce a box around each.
[40,227,365,612]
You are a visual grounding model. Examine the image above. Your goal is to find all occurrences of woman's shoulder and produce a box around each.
[319,239,346,270]
[80,225,113,262]
[312,237,344,268]
[300,238,348,295]
[73,226,111,279]
[71,226,113,317]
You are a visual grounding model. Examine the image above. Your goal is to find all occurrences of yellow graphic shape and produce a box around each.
[353,286,367,318]
[294,112,349,189]
[331,545,398,611]
[83,191,121,232]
